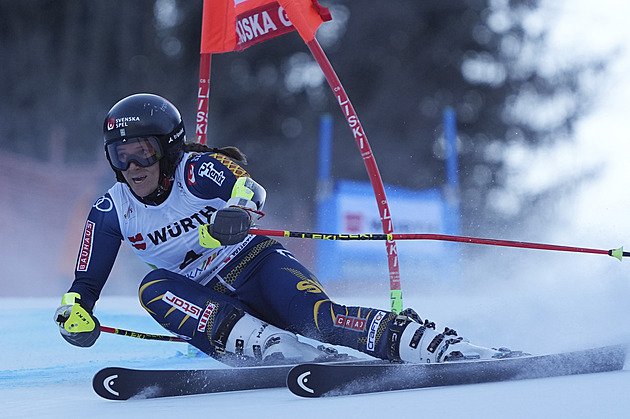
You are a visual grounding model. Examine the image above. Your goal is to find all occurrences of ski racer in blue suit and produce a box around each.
[54,93,506,364]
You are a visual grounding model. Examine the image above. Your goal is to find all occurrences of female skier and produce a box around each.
[54,93,506,365]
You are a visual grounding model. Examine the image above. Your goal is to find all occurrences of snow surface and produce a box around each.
[2,287,629,419]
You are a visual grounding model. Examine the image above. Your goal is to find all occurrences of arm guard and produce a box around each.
[226,177,266,220]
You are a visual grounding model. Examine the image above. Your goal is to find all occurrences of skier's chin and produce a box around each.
[123,168,159,198]
[129,179,158,198]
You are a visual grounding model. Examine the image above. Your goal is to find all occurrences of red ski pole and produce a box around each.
[251,228,628,261]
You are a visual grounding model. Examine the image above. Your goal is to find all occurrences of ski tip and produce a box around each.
[287,364,324,398]
[93,367,136,401]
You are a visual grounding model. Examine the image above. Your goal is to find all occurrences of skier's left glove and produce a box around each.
[54,292,100,347]
[199,207,252,248]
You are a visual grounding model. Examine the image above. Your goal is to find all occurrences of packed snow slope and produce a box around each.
[2,273,629,419]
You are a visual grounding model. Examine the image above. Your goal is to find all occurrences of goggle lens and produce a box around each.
[107,137,163,171]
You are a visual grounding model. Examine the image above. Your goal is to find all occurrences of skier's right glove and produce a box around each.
[54,292,100,347]
[199,207,252,248]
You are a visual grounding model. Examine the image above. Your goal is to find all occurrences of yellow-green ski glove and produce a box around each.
[54,292,100,347]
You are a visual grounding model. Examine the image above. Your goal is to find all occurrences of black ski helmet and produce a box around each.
[103,93,185,184]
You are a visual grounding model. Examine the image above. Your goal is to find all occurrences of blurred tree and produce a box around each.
[0,0,606,233]
[207,0,607,232]
[0,0,203,161]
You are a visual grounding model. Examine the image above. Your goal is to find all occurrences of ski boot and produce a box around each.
[387,308,516,363]
[212,308,333,365]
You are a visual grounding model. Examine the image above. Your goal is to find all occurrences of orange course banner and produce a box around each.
[201,0,331,53]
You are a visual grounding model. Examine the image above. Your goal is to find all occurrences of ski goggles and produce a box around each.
[106,136,163,171]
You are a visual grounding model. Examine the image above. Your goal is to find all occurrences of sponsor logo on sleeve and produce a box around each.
[198,161,226,186]
[162,291,202,319]
[366,310,387,352]
[334,315,367,332]
[77,221,95,272]
[93,196,113,212]
[187,163,197,185]
[197,303,217,332]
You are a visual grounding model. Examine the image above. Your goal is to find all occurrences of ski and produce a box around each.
[93,356,378,400]
[94,344,626,400]
[93,363,293,400]
[287,344,627,397]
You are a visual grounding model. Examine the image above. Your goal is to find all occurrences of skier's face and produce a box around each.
[118,142,161,197]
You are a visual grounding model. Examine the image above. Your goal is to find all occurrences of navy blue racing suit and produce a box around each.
[68,151,398,360]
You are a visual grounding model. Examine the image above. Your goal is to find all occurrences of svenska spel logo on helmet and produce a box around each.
[107,116,141,131]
